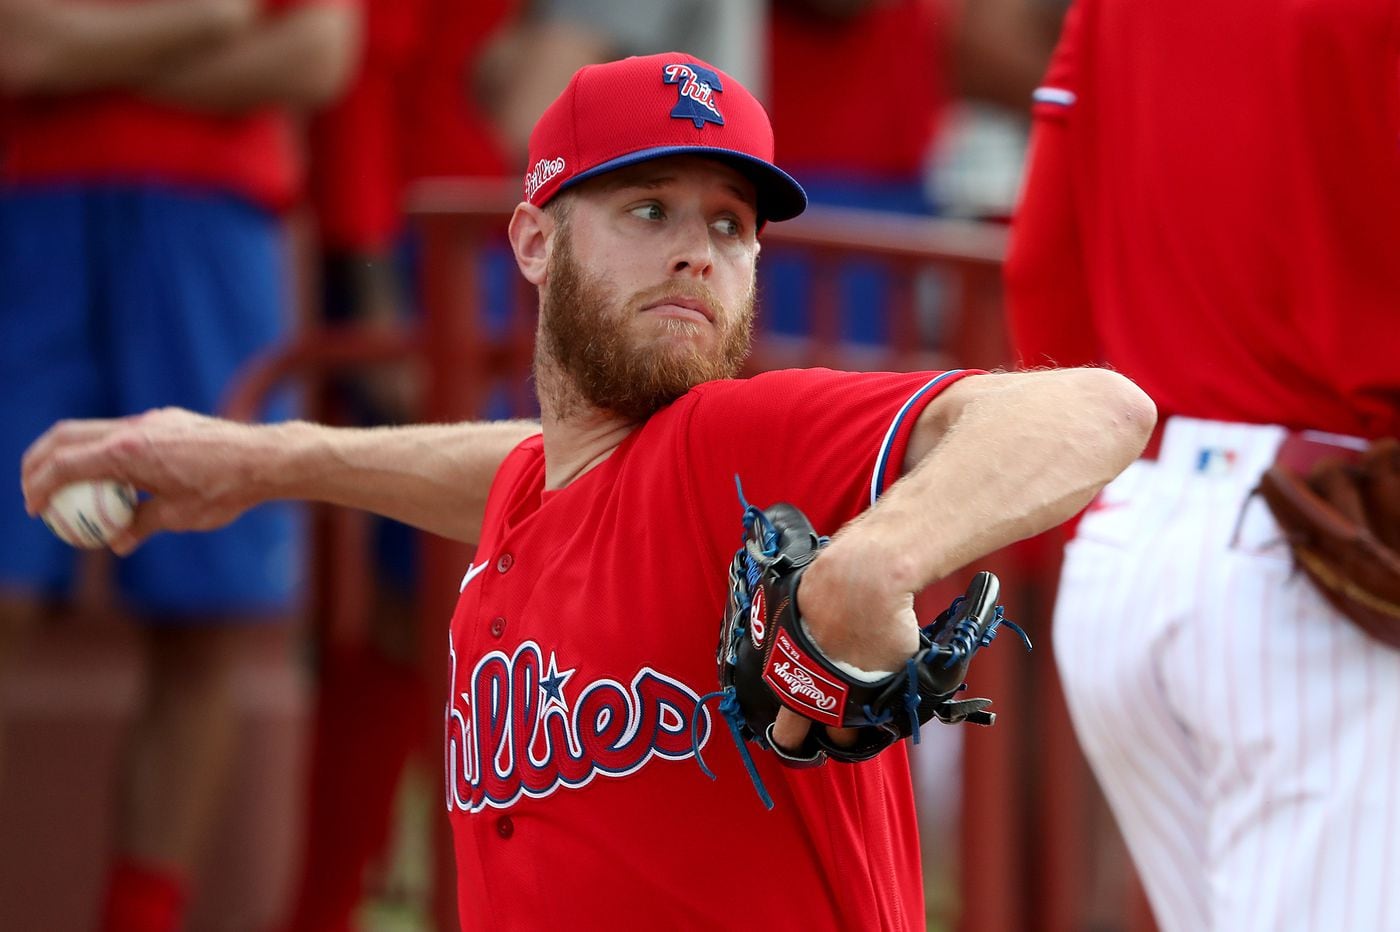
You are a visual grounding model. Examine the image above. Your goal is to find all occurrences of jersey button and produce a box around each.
[496,816,514,839]
[489,616,506,638]
[496,553,514,573]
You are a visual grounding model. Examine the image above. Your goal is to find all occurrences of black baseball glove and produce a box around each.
[695,483,1029,808]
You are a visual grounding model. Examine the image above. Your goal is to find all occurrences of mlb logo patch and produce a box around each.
[663,62,724,128]
[1195,447,1238,475]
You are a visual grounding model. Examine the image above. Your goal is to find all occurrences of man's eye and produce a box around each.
[629,203,665,221]
[712,217,741,237]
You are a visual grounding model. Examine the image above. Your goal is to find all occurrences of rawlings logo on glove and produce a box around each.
[694,480,1030,809]
[767,635,846,721]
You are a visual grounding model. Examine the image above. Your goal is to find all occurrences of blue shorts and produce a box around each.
[0,185,305,620]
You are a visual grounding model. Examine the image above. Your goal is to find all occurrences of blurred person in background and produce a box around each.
[768,0,947,219]
[930,0,1067,219]
[1005,0,1400,929]
[762,0,951,347]
[0,1,357,929]
[763,0,1056,354]
[478,0,766,166]
[282,1,521,927]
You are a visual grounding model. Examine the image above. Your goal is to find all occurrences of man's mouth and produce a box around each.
[641,296,715,323]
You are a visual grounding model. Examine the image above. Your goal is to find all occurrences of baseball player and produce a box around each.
[1004,1,1400,929]
[22,53,1154,929]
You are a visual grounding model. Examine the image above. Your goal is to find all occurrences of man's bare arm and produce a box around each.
[803,368,1154,675]
[0,0,253,95]
[20,410,540,553]
[771,367,1152,748]
[140,2,359,112]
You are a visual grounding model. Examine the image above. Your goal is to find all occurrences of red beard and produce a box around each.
[538,228,755,421]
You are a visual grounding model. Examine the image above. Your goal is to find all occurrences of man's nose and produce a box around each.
[668,216,714,278]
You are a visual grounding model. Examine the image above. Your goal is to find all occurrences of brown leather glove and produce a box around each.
[1256,437,1400,648]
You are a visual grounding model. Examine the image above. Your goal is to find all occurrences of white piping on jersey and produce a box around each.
[1032,86,1077,107]
[460,561,489,592]
[869,370,966,506]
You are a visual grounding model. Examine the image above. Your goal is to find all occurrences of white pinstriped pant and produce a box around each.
[1054,417,1400,932]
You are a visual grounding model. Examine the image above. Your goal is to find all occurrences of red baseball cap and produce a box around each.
[523,52,807,225]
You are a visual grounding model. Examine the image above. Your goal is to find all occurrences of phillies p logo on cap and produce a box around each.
[522,52,807,225]
[663,62,725,128]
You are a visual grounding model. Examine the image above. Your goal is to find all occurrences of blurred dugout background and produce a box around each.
[0,0,1157,930]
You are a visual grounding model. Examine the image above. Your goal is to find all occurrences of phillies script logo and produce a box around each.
[444,639,711,812]
[663,63,724,128]
[524,156,566,200]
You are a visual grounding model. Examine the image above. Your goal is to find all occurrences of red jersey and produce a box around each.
[768,0,947,180]
[445,367,977,930]
[1,0,343,212]
[1004,0,1400,439]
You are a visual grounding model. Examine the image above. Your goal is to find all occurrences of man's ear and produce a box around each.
[509,201,555,286]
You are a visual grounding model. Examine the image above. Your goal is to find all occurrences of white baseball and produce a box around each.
[41,480,138,549]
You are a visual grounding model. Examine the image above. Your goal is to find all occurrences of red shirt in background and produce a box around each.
[1004,0,1400,439]
[0,0,346,212]
[309,0,517,252]
[768,0,947,180]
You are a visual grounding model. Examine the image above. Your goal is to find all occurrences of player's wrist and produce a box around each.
[816,529,924,607]
[251,419,325,504]
[830,504,940,590]
[796,541,921,672]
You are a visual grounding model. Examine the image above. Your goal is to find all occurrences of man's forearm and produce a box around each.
[798,368,1154,669]
[0,0,251,94]
[142,3,359,112]
[20,411,539,553]
[863,368,1152,586]
[269,419,538,543]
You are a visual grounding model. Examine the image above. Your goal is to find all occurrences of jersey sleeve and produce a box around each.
[1003,0,1099,370]
[678,367,980,565]
[1029,0,1084,124]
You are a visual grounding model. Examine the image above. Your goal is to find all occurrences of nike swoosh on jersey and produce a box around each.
[460,561,489,592]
